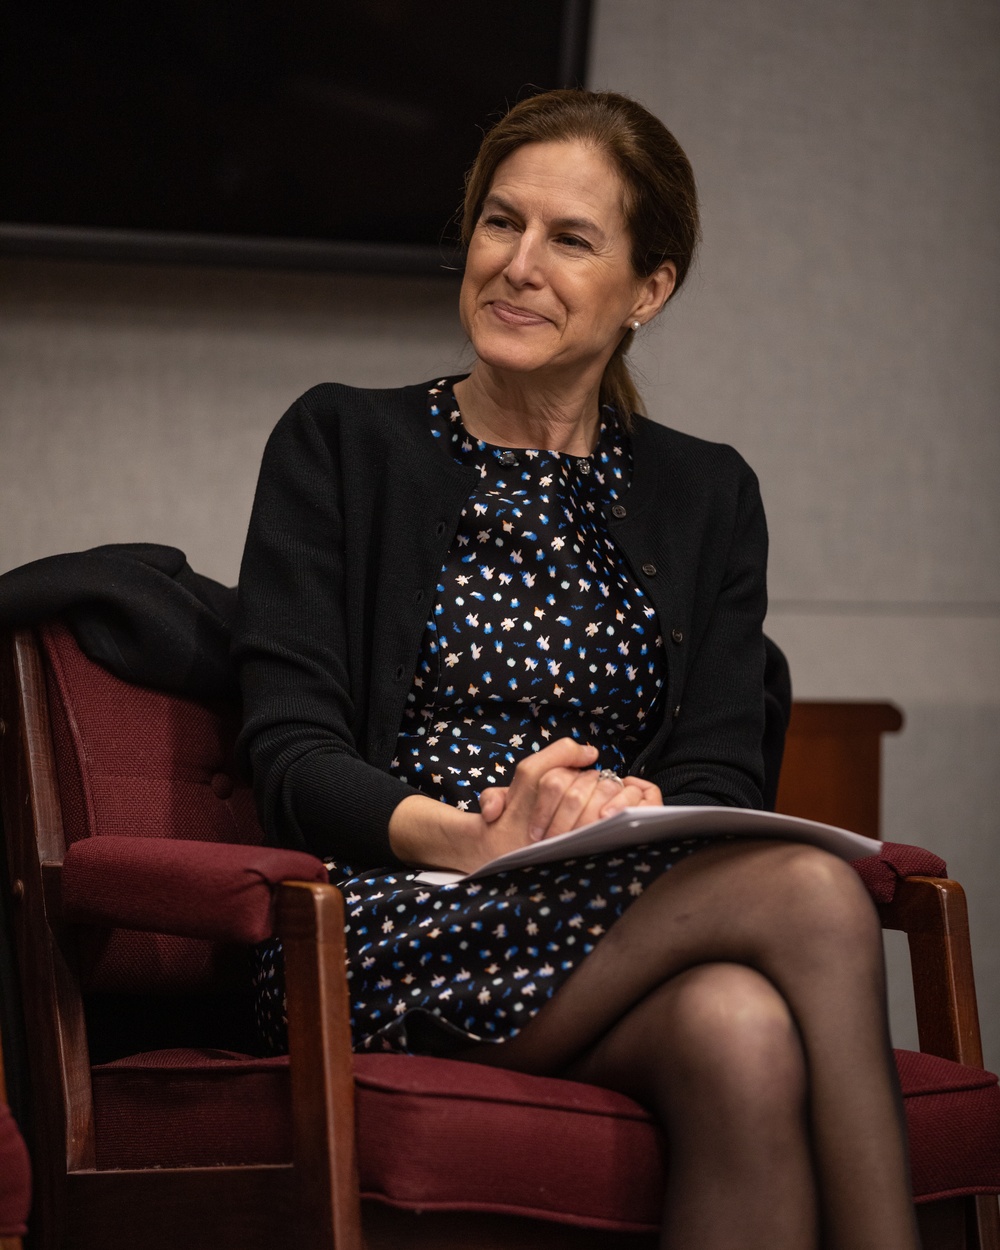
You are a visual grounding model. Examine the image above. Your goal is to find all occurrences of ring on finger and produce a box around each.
[596,769,625,789]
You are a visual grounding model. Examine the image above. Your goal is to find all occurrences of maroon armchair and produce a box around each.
[0,1061,30,1250]
[1,621,999,1250]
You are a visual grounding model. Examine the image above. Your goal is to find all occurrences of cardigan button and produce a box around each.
[671,628,684,644]
[673,705,681,719]
[611,504,627,519]
[414,590,425,605]
[394,664,406,681]
[642,562,657,577]
[435,521,447,537]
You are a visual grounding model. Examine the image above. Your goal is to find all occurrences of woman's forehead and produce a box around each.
[487,141,628,233]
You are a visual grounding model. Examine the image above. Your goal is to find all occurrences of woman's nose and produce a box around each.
[504,230,544,287]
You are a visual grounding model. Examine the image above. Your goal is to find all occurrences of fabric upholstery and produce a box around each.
[90,1048,1000,1230]
[40,622,274,992]
[0,1101,31,1237]
[853,843,950,903]
[62,837,327,945]
[42,621,260,848]
[896,1050,1000,1201]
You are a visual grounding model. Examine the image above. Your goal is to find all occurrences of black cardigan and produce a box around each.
[233,379,769,868]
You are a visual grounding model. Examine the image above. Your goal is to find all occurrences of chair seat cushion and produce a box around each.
[896,1049,1000,1201]
[91,1047,1000,1231]
[0,1102,32,1237]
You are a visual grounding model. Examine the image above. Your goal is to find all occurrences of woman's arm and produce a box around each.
[234,392,421,867]
[641,456,768,809]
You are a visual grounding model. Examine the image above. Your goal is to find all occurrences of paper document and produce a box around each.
[414,806,881,886]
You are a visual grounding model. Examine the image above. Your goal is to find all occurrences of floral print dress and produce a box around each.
[253,381,707,1056]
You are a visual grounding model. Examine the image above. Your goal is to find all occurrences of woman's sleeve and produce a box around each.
[233,392,415,866]
[644,458,769,810]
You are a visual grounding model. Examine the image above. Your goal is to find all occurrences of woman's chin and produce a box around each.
[469,336,558,380]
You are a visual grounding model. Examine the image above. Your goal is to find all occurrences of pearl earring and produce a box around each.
[630,320,641,332]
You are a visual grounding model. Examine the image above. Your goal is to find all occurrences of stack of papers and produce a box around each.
[414,806,881,886]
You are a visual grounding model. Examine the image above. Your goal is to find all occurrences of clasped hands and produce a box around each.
[391,738,662,875]
[478,738,662,843]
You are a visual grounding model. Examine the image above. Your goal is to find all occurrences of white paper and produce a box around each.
[413,806,881,886]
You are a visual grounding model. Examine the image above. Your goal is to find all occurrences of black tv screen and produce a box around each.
[1,0,590,272]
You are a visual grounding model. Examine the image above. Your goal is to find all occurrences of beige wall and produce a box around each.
[2,0,998,1063]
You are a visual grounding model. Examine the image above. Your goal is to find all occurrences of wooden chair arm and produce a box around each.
[878,876,985,1068]
[277,880,363,1250]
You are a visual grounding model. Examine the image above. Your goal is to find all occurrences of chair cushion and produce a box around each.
[897,1049,1000,1201]
[91,1047,1000,1231]
[0,1102,31,1237]
[354,1055,664,1230]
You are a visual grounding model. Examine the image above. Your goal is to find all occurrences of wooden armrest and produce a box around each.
[879,876,985,1067]
[277,881,363,1250]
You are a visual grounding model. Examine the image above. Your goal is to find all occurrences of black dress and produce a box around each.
[253,381,710,1056]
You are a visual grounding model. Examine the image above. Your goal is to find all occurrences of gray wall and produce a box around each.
[2,0,998,1064]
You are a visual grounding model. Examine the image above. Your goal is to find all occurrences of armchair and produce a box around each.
[0,1039,30,1250]
[1,622,998,1249]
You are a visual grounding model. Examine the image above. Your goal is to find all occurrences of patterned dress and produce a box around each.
[253,380,708,1056]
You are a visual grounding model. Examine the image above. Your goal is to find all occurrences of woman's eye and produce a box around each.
[483,215,513,230]
[557,234,589,249]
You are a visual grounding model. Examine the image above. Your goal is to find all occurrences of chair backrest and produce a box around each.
[36,623,266,1054]
[41,621,260,851]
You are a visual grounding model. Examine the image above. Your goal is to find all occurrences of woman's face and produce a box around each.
[460,140,674,391]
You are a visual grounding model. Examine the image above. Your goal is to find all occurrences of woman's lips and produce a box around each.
[489,300,550,326]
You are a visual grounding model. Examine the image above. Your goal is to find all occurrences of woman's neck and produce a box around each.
[453,366,602,455]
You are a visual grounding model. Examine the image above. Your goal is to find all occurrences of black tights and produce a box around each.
[461,841,920,1250]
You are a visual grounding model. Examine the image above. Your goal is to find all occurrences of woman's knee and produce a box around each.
[655,964,807,1106]
[756,844,882,947]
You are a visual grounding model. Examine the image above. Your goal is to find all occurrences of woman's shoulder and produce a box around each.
[260,377,453,470]
[629,412,759,486]
[285,378,433,434]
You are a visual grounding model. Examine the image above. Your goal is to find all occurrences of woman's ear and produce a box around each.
[632,261,677,325]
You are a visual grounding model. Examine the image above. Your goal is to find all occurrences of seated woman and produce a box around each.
[234,88,918,1250]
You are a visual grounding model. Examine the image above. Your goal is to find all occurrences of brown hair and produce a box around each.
[461,89,700,422]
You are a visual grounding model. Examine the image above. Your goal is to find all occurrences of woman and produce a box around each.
[235,89,918,1249]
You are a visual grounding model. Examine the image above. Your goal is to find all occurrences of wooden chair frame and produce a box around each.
[1,627,997,1250]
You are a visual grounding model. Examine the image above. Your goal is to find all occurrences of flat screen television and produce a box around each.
[0,0,590,274]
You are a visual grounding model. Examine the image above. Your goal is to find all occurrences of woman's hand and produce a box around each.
[479,739,663,841]
[390,738,663,875]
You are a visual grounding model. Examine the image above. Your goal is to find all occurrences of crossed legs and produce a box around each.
[461,840,919,1250]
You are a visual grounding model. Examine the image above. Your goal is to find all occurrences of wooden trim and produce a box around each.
[11,631,67,865]
[279,881,363,1250]
[64,1166,296,1250]
[879,877,984,1068]
[784,701,904,737]
[976,1196,1000,1250]
[1,630,95,1249]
